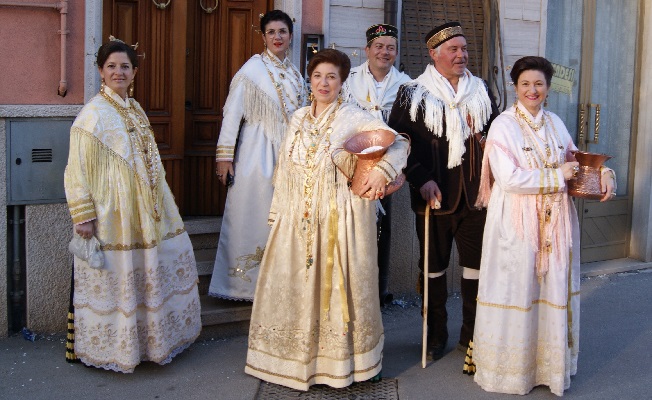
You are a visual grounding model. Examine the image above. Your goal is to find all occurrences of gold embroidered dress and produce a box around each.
[245,102,409,390]
[209,50,306,301]
[64,86,201,373]
[471,102,582,395]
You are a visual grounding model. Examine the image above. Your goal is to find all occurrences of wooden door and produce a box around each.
[103,0,187,207]
[103,0,270,216]
[184,0,270,216]
[545,0,638,262]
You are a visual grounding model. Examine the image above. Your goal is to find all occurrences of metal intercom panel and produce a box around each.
[7,118,73,205]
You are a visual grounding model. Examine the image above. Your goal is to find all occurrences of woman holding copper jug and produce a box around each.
[465,56,615,396]
[245,49,408,390]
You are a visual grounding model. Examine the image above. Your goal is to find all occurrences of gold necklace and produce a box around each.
[515,106,545,132]
[289,99,342,271]
[261,52,303,122]
[514,106,565,276]
[516,106,563,170]
[100,90,161,222]
[266,52,304,103]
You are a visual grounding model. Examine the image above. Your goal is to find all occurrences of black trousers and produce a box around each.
[415,203,486,273]
[377,195,393,303]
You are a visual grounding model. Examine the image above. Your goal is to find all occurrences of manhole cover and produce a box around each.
[255,378,399,399]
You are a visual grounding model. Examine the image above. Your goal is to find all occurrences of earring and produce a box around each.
[544,96,548,107]
[100,79,106,94]
[129,81,135,97]
[308,91,314,102]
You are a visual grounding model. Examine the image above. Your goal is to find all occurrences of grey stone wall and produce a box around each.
[25,204,72,332]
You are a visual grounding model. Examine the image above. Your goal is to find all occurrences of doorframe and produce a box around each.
[629,0,652,262]
[572,0,641,262]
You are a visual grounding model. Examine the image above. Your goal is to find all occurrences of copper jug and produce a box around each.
[567,151,612,200]
[342,129,406,197]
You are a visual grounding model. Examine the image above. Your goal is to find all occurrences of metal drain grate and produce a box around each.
[255,378,399,399]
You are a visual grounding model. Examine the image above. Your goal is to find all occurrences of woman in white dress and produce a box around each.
[209,10,306,301]
[469,56,616,395]
[245,49,409,390]
[64,38,201,372]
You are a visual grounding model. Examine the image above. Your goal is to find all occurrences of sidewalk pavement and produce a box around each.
[2,267,651,400]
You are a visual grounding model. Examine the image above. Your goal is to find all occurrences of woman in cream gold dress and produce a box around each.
[64,38,201,372]
[245,49,409,391]
[209,10,306,301]
[468,56,616,395]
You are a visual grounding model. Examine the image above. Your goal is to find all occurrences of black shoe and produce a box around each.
[426,344,445,361]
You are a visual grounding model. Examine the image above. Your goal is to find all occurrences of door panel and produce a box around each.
[103,0,186,209]
[545,0,639,263]
[183,0,269,216]
[587,0,637,194]
[104,0,270,216]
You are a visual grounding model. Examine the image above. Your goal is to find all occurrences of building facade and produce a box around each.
[1,0,651,336]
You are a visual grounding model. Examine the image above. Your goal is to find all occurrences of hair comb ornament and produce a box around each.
[108,35,139,50]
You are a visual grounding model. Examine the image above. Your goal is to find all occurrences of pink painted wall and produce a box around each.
[0,1,85,104]
[302,0,323,34]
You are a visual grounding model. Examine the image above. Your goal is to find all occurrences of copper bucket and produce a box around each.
[342,129,406,197]
[567,151,612,200]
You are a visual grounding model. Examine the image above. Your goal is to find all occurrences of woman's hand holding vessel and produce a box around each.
[358,170,388,200]
[560,161,580,181]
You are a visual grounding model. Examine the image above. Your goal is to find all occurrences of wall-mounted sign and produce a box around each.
[550,62,576,95]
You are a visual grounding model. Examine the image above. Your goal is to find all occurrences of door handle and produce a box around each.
[578,103,586,144]
[589,103,600,144]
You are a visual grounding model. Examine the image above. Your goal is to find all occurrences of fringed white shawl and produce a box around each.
[402,65,492,168]
[222,53,305,147]
[341,62,411,122]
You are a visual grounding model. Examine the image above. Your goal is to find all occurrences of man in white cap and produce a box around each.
[388,21,499,361]
[341,23,411,306]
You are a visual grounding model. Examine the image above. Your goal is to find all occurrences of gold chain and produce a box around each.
[100,90,161,221]
[515,105,565,274]
[260,51,303,123]
[515,106,545,132]
[289,98,342,270]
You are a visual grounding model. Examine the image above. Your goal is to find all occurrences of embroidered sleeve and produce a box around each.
[64,127,97,224]
[216,75,247,162]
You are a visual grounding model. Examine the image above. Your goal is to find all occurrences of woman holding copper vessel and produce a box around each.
[245,49,409,390]
[209,10,307,301]
[64,38,201,372]
[467,56,616,395]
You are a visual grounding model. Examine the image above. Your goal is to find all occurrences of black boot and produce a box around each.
[459,277,479,349]
[424,274,448,361]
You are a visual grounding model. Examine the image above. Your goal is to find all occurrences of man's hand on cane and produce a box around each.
[420,180,442,209]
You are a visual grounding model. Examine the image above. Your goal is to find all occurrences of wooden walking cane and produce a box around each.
[422,204,430,368]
